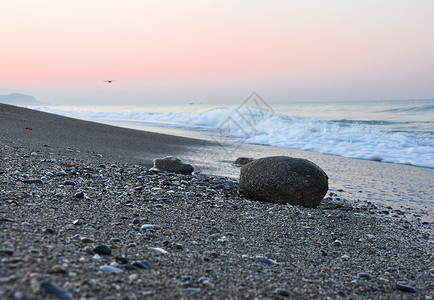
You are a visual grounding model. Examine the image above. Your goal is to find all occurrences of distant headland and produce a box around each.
[0,93,45,106]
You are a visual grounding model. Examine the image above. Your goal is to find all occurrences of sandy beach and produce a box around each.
[1,104,433,299]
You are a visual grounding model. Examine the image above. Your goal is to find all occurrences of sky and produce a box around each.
[1,0,434,105]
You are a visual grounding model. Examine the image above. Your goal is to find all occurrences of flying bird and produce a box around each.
[104,80,116,83]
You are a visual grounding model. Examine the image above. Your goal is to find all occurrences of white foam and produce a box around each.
[35,106,434,169]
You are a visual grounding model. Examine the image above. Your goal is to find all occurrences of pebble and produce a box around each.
[257,256,277,265]
[149,247,169,255]
[100,265,123,273]
[210,227,221,235]
[39,279,72,300]
[141,224,154,230]
[133,261,152,269]
[22,179,43,184]
[93,244,112,256]
[396,282,417,293]
[198,277,214,287]
[128,274,139,282]
[0,249,14,255]
[173,242,183,249]
[72,219,83,225]
[181,288,201,292]
[275,288,291,297]
[163,230,172,236]
[123,264,136,271]
[63,180,76,186]
[50,265,67,274]
[74,191,85,199]
[115,256,129,264]
[198,277,212,284]
[45,228,55,234]
[358,273,373,280]
[80,237,95,243]
[333,239,343,246]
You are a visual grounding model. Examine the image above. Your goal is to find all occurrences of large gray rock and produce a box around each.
[239,156,328,207]
[152,157,194,174]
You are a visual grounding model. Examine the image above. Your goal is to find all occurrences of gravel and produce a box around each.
[1,144,432,299]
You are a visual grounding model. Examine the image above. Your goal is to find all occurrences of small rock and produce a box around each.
[152,157,194,174]
[22,179,43,184]
[128,274,139,282]
[72,219,83,225]
[148,247,169,255]
[163,230,172,236]
[115,256,129,264]
[234,157,255,165]
[206,188,217,194]
[74,192,85,199]
[93,244,112,256]
[181,288,201,293]
[63,180,76,186]
[50,265,67,274]
[148,167,161,174]
[133,261,152,269]
[275,289,290,297]
[333,240,343,247]
[80,237,95,243]
[210,227,221,235]
[40,279,72,300]
[123,264,136,271]
[141,224,154,230]
[100,265,123,273]
[257,256,277,265]
[396,282,416,293]
[173,242,183,249]
[358,273,373,280]
[198,277,214,288]
[0,250,14,256]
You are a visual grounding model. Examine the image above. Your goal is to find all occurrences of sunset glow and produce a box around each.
[1,0,434,104]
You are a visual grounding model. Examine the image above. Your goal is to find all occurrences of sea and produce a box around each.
[34,97,434,169]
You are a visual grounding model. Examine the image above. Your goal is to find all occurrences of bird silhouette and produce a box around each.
[104,80,116,83]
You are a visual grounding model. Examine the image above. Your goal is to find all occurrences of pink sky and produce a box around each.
[1,0,434,104]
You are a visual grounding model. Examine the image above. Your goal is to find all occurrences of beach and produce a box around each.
[1,103,433,299]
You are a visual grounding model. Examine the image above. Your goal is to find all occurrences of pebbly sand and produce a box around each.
[0,103,433,299]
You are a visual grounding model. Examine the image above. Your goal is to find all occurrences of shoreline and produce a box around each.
[1,104,433,299]
[1,103,433,219]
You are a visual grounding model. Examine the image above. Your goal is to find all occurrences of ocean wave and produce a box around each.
[36,106,434,169]
[379,103,434,113]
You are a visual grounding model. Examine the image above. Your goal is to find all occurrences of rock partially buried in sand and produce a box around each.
[153,157,194,174]
[234,157,255,165]
[239,156,328,207]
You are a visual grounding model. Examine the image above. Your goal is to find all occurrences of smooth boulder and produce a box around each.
[239,156,328,207]
[153,157,194,174]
